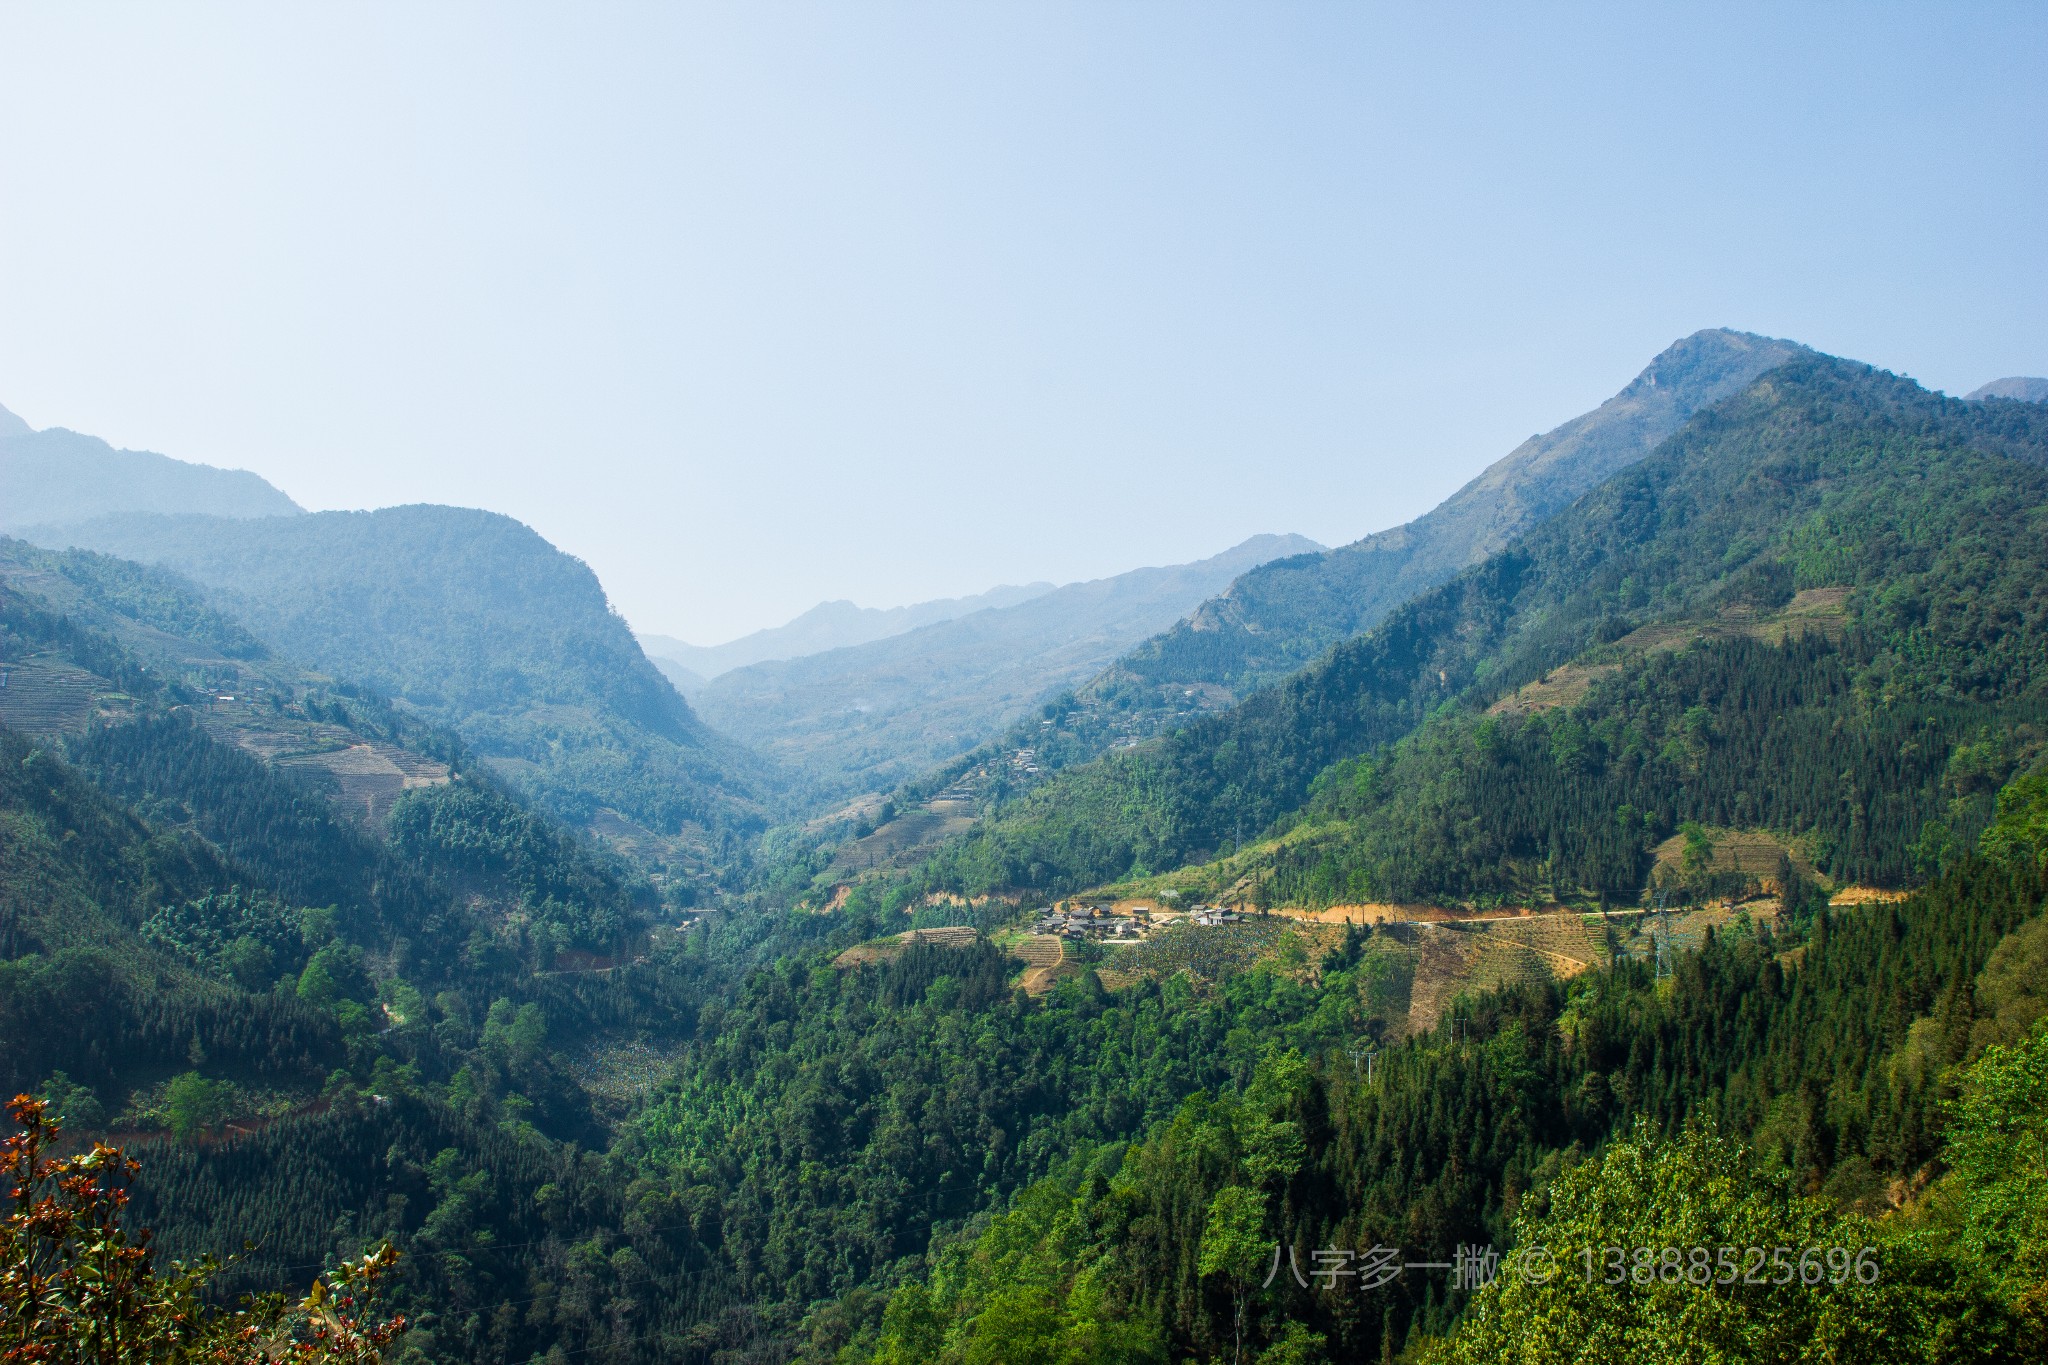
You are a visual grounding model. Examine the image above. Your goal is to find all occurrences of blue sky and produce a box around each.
[2,3,2043,642]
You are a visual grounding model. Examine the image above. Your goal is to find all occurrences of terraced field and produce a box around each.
[1010,934,1067,995]
[201,709,452,825]
[1477,912,1608,975]
[828,798,979,876]
[1102,915,1295,983]
[1649,826,1814,882]
[1090,902,1625,1033]
[833,924,980,967]
[1488,663,1619,717]
[0,659,102,734]
[1491,591,1849,719]
[1606,899,1782,966]
[278,741,449,823]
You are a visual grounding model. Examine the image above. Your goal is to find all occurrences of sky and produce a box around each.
[1,4,2043,644]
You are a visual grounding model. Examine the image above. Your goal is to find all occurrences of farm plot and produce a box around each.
[0,659,102,734]
[1102,915,1295,984]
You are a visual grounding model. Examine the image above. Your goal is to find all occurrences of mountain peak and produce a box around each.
[1967,376,2048,403]
[1621,328,1807,402]
[1,416,303,530]
[641,581,1061,678]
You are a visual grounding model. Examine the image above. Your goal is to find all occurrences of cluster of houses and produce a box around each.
[1036,904,1146,940]
[1033,902,1247,939]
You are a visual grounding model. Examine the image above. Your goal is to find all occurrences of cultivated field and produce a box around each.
[0,658,104,734]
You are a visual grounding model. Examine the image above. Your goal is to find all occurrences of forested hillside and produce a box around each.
[7,344,2048,1365]
[936,329,1810,788]
[30,505,771,861]
[914,358,2048,902]
[0,552,1360,1360]
[834,797,2048,1361]
[0,539,763,1356]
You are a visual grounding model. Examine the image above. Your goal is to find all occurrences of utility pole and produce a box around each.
[1654,889,1672,981]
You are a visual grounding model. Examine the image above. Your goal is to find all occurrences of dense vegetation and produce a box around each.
[6,350,2048,1364]
[0,561,718,1354]
[3,541,1357,1361]
[4,1094,407,1364]
[840,802,2048,1362]
[911,358,2048,903]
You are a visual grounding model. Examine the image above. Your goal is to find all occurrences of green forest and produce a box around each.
[4,358,2048,1363]
[910,358,2048,901]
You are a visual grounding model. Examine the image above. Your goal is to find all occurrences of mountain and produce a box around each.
[0,535,728,1336]
[0,401,303,530]
[22,506,768,862]
[10,355,2048,1365]
[648,654,710,697]
[1130,329,1811,689]
[692,532,1322,803]
[640,581,1056,679]
[912,354,2048,901]
[1967,376,2048,403]
[962,330,1814,779]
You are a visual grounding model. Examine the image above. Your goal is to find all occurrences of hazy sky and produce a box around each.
[2,4,2043,643]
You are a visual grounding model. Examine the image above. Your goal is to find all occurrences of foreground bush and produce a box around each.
[1,1095,405,1364]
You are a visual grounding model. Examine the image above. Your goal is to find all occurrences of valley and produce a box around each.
[4,345,2047,1364]
[8,10,2047,1360]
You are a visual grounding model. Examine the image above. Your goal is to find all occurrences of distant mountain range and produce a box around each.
[0,401,303,530]
[692,533,1323,803]
[9,347,2047,1365]
[641,582,1057,684]
[0,392,1331,825]
[10,351,2040,844]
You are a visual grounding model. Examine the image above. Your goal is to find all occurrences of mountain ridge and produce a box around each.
[695,532,1322,804]
[904,353,2048,901]
[1123,328,1811,693]
[1,402,304,529]
[876,328,1816,823]
[1967,376,2048,403]
[641,581,1058,679]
